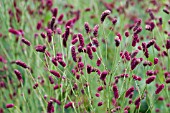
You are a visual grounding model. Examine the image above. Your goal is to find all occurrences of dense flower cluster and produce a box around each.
[0,0,170,113]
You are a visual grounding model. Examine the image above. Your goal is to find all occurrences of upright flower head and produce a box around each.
[100,10,111,23]
[113,84,119,99]
[47,100,54,113]
[14,69,23,82]
[100,70,108,81]
[78,33,85,47]
[51,7,58,17]
[93,25,99,37]
[71,46,77,62]
[84,22,90,34]
[166,39,170,49]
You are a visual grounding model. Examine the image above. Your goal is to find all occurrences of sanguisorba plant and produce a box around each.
[0,0,170,113]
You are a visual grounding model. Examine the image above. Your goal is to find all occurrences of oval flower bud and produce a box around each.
[15,60,28,68]
[134,97,141,109]
[155,84,164,94]
[84,22,90,34]
[87,46,93,60]
[35,45,46,53]
[50,70,61,78]
[146,76,156,84]
[47,100,54,113]
[87,65,92,74]
[114,37,120,47]
[96,58,102,66]
[100,10,111,23]
[78,33,85,47]
[41,32,46,39]
[51,58,58,67]
[166,39,170,49]
[93,24,99,37]
[98,101,103,106]
[49,76,54,84]
[100,70,108,81]
[51,7,58,17]
[113,84,119,99]
[125,86,134,98]
[21,38,31,46]
[64,102,73,109]
[14,69,22,82]
[6,104,14,108]
[154,57,159,65]
[71,46,77,62]
[97,86,103,92]
[9,28,20,35]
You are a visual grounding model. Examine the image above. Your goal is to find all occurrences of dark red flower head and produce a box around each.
[21,38,31,46]
[47,100,54,113]
[84,22,90,34]
[50,70,61,78]
[78,33,85,47]
[6,104,14,108]
[113,84,119,99]
[166,39,170,49]
[93,24,99,37]
[51,7,58,17]
[15,60,28,68]
[14,69,23,82]
[146,76,156,84]
[9,28,21,35]
[100,70,108,81]
[125,86,134,98]
[41,32,46,39]
[71,46,77,62]
[100,10,111,23]
[163,8,169,14]
[114,37,120,47]
[98,101,103,106]
[35,45,46,53]
[64,102,73,109]
[155,84,164,94]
